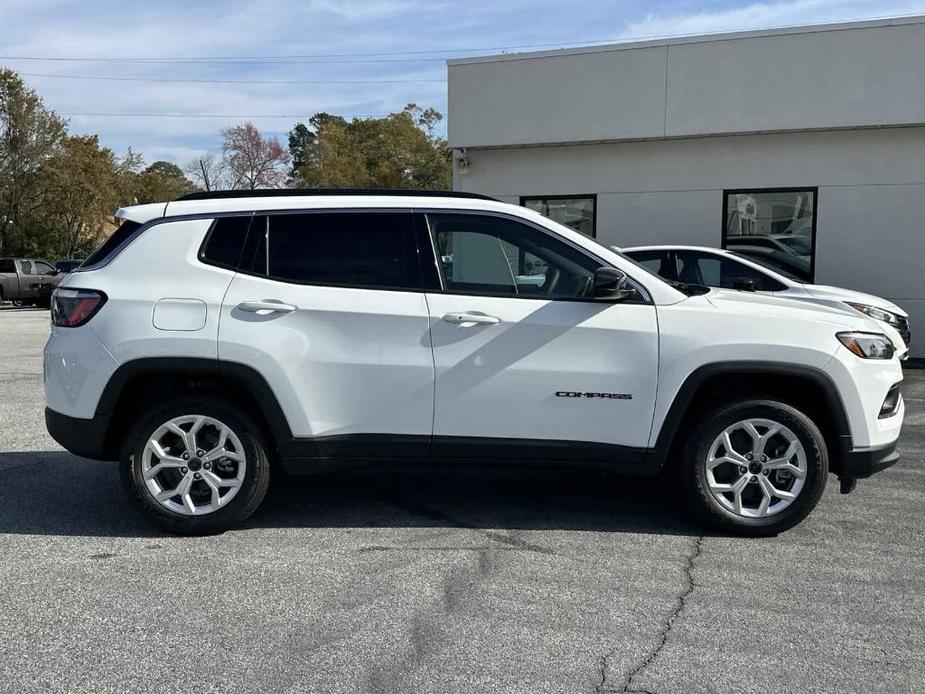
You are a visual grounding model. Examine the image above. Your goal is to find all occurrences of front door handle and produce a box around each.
[236,300,297,314]
[442,312,501,326]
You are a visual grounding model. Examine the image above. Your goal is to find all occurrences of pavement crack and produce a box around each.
[596,535,704,694]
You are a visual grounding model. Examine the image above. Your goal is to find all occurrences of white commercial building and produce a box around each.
[447,16,925,358]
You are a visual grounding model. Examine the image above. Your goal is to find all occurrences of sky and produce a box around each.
[2,0,924,168]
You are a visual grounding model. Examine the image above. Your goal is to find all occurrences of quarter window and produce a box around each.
[723,188,816,282]
[427,213,599,299]
[264,212,420,290]
[83,220,142,269]
[521,195,596,237]
[200,216,252,269]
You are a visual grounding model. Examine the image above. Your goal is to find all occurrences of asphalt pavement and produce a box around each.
[1,306,923,693]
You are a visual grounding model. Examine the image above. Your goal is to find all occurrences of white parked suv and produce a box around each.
[622,245,911,359]
[44,191,905,536]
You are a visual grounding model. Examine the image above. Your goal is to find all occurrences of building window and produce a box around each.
[521,195,596,237]
[722,188,817,283]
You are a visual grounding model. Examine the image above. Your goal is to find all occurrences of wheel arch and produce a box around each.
[650,362,852,474]
[98,357,292,460]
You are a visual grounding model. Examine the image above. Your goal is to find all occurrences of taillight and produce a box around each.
[51,288,107,327]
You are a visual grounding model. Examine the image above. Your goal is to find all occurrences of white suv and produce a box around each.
[44,191,905,536]
[622,245,911,359]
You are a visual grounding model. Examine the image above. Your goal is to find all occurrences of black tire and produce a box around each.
[681,399,828,536]
[120,397,271,535]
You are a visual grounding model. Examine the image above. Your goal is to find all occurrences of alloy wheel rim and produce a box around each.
[141,415,246,516]
[704,418,807,519]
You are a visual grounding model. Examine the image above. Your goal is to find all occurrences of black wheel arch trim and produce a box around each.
[95,357,294,454]
[649,361,853,467]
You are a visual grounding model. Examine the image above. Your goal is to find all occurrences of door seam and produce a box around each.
[421,291,438,456]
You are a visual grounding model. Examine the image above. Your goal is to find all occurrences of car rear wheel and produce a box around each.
[120,398,270,535]
[681,400,828,536]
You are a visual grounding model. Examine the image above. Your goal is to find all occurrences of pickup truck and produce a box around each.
[0,257,62,307]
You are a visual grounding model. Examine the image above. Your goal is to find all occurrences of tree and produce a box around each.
[36,135,128,258]
[295,118,367,188]
[289,104,450,190]
[132,160,195,203]
[220,122,289,190]
[287,122,314,182]
[184,153,225,192]
[0,68,66,254]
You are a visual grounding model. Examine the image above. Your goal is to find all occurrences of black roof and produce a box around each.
[176,188,497,202]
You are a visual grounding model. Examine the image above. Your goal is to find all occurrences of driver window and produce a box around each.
[34,261,56,275]
[427,213,598,299]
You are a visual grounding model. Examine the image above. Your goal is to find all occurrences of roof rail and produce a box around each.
[175,188,498,202]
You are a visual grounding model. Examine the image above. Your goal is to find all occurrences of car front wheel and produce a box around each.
[120,398,270,535]
[682,399,828,536]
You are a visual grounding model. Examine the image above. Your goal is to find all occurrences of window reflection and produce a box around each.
[522,195,596,237]
[724,189,816,282]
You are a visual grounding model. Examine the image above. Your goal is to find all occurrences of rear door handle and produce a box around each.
[236,300,297,314]
[442,312,501,326]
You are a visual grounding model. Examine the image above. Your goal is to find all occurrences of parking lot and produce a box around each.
[0,306,923,694]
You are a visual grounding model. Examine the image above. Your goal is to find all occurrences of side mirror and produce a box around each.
[593,267,635,302]
[732,277,757,292]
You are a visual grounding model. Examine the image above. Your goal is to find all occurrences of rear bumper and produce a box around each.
[837,440,900,480]
[45,407,112,461]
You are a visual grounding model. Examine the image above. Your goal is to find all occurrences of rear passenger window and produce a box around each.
[265,212,420,289]
[200,216,252,269]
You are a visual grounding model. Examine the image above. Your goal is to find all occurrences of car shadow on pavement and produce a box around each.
[0,450,700,538]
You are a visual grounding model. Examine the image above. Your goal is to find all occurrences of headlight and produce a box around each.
[846,302,900,326]
[837,332,895,359]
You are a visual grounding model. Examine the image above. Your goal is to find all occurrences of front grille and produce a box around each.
[896,316,911,346]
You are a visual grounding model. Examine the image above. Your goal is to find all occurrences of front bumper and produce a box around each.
[836,439,901,480]
[45,407,112,461]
